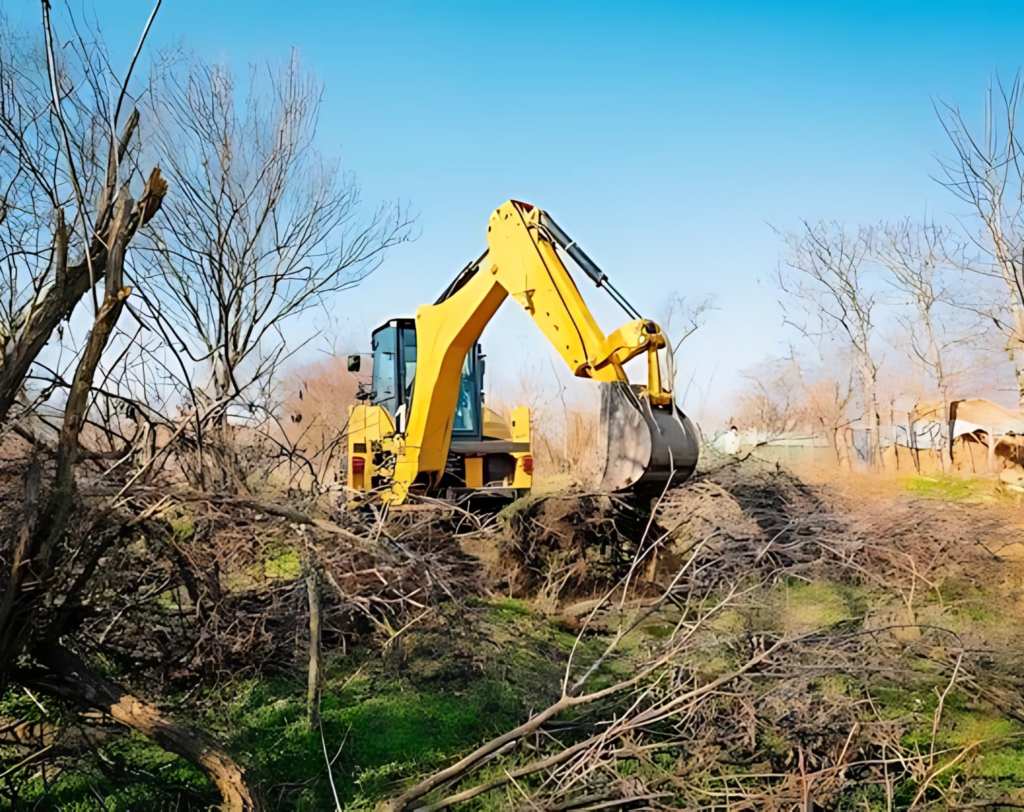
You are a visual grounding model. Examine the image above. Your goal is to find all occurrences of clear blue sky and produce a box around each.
[12,0,1024,422]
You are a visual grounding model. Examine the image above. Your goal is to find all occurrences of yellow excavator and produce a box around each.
[345,200,698,505]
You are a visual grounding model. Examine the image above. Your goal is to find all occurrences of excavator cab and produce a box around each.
[369,319,482,439]
[347,320,532,500]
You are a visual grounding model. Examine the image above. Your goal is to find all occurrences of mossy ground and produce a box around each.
[2,598,618,811]
[227,667,524,808]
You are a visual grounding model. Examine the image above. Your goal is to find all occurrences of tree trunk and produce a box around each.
[939,396,953,473]
[855,355,880,471]
[831,426,852,471]
[198,353,233,425]
[304,556,322,729]
[24,643,261,811]
[1012,305,1024,409]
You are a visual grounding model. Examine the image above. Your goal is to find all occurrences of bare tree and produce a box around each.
[136,50,413,417]
[804,373,854,470]
[0,9,164,426]
[735,352,806,440]
[775,222,882,469]
[874,219,968,470]
[935,75,1024,406]
[0,7,260,809]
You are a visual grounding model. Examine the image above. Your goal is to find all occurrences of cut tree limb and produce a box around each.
[55,189,134,489]
[23,642,262,812]
[304,551,322,729]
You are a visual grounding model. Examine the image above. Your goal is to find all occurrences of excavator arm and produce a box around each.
[387,200,695,504]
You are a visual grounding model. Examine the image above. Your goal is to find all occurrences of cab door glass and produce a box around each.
[371,327,398,417]
[453,352,478,433]
[401,328,417,405]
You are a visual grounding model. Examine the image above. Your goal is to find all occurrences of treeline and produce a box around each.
[737,81,1024,470]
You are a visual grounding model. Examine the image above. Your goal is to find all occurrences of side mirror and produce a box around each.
[347,355,361,373]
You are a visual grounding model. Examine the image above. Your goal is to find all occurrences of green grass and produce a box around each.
[973,741,1024,786]
[488,597,531,619]
[7,731,214,811]
[228,671,524,807]
[3,663,528,811]
[901,474,990,500]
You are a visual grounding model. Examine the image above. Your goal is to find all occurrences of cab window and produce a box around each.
[453,352,478,434]
[371,326,398,417]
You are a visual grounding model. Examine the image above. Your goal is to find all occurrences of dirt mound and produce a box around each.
[495,460,844,605]
[496,493,653,600]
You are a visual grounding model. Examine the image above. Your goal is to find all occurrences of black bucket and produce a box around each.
[586,381,699,493]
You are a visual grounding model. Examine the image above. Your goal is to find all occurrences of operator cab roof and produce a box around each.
[371,318,415,336]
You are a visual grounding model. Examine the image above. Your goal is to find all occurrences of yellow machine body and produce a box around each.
[345,402,397,492]
[346,200,698,505]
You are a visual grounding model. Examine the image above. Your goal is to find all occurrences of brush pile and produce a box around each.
[4,459,1024,810]
[393,460,1024,811]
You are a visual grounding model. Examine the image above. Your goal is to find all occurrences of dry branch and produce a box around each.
[23,642,260,811]
[304,547,323,729]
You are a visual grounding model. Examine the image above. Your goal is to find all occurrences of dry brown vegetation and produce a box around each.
[407,461,1024,811]
[7,436,1024,811]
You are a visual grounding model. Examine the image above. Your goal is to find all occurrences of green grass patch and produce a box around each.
[227,669,524,807]
[488,597,531,620]
[901,475,989,500]
[973,739,1024,786]
[8,731,214,811]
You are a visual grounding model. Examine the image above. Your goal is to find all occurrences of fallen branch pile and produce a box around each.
[386,461,1024,811]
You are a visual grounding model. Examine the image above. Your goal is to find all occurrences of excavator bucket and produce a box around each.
[586,381,699,494]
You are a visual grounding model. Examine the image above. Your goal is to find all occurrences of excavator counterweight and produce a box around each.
[347,201,699,505]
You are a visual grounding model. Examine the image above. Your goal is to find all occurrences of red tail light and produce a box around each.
[521,454,533,476]
[351,457,365,474]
